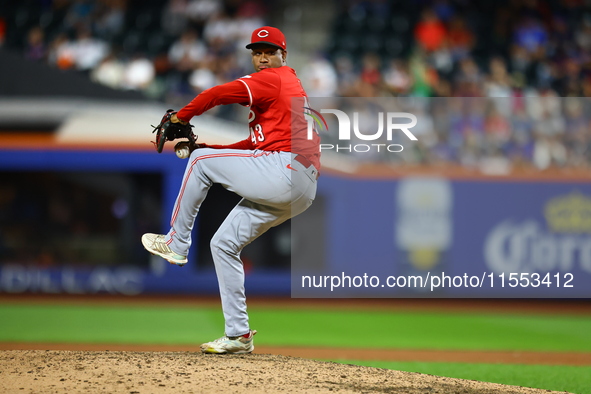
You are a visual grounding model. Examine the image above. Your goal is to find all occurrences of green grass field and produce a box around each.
[1,302,590,393]
[336,361,591,394]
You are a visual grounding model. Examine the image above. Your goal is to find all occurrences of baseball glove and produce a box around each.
[151,109,197,153]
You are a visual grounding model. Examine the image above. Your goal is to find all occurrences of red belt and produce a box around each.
[294,154,313,168]
[294,155,319,180]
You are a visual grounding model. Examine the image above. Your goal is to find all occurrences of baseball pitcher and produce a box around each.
[142,26,320,354]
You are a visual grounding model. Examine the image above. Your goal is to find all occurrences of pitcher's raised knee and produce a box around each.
[210,232,242,260]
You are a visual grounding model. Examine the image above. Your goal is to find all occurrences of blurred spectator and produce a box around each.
[47,33,76,70]
[457,132,480,168]
[383,59,413,96]
[186,0,222,29]
[409,104,437,149]
[333,55,358,97]
[562,98,590,167]
[188,65,217,93]
[168,29,208,73]
[485,57,514,116]
[356,53,382,96]
[512,16,548,56]
[446,15,474,61]
[414,8,447,52]
[510,105,534,145]
[484,104,511,146]
[533,59,554,90]
[453,57,483,96]
[93,0,127,40]
[122,53,155,91]
[71,26,109,72]
[24,26,47,61]
[300,55,338,97]
[555,58,583,96]
[91,51,125,89]
[526,87,563,136]
[202,10,240,53]
[533,134,567,169]
[408,51,438,97]
[166,28,209,96]
[479,147,512,175]
[563,98,587,132]
[509,44,532,79]
[575,20,591,53]
[505,131,534,170]
[161,0,189,36]
[430,41,453,75]
[215,52,244,82]
[64,0,96,30]
[485,57,512,96]
[430,131,454,164]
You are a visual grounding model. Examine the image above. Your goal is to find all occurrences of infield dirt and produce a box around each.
[0,350,572,394]
[1,297,588,393]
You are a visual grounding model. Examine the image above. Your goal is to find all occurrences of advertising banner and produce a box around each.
[292,178,591,298]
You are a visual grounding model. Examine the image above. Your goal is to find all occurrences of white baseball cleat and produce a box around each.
[141,233,188,266]
[201,330,257,354]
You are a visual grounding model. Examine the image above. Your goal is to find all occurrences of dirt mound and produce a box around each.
[0,350,570,393]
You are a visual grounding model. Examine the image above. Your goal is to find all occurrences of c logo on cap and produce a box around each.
[257,30,269,38]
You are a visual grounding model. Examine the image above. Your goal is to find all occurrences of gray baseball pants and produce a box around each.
[164,149,318,337]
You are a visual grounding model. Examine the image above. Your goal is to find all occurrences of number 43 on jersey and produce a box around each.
[250,124,265,143]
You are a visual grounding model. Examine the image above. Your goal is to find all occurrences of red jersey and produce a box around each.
[176,66,320,169]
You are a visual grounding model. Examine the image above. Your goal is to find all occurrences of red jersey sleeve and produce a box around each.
[238,70,281,109]
[176,80,250,121]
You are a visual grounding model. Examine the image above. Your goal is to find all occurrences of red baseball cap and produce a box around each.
[246,26,286,50]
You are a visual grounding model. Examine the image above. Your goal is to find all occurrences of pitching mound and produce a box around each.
[1,350,568,393]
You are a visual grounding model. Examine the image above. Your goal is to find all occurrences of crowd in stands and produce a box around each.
[2,0,591,171]
[321,95,589,173]
[323,0,591,99]
[3,0,266,111]
[317,0,591,171]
